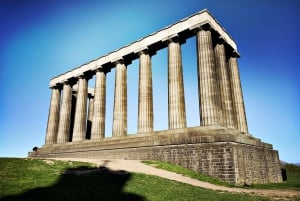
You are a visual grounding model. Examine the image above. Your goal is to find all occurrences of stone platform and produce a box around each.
[29,126,282,185]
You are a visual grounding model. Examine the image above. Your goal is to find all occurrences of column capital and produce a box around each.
[136,48,157,57]
[114,59,124,65]
[62,78,77,86]
[77,74,88,79]
[216,36,226,44]
[50,83,62,90]
[113,59,131,66]
[88,93,94,99]
[230,50,241,58]
[77,72,93,80]
[95,67,110,74]
[190,23,212,33]
[138,49,149,56]
[162,35,186,45]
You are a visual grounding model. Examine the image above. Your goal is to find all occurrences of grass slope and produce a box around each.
[143,160,300,191]
[0,158,273,201]
[251,172,300,190]
[142,160,233,187]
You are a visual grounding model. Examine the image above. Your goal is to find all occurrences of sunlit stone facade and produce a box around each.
[30,9,282,185]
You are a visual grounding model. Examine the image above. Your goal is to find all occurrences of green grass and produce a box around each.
[142,160,234,187]
[142,160,300,192]
[125,174,271,201]
[0,158,281,201]
[250,172,300,190]
[0,158,94,197]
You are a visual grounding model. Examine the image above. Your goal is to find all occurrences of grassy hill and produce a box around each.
[143,160,300,191]
[0,158,295,201]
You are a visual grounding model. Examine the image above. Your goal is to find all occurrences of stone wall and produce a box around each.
[234,143,282,184]
[29,126,282,185]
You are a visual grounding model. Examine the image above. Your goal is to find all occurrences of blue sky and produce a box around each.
[0,0,299,163]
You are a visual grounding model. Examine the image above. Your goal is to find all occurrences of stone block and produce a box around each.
[29,126,282,184]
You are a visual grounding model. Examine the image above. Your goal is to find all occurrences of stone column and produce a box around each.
[86,94,94,139]
[214,38,236,129]
[228,52,248,133]
[196,28,223,126]
[72,75,88,141]
[167,39,187,129]
[112,61,127,137]
[57,81,73,143]
[45,86,61,145]
[68,94,77,142]
[91,69,106,140]
[138,50,154,133]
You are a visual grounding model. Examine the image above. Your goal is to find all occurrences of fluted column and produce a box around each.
[45,86,61,145]
[112,61,127,137]
[214,39,236,129]
[228,52,248,133]
[91,69,106,140]
[168,39,187,129]
[86,95,94,139]
[196,28,223,126]
[72,75,88,141]
[57,81,73,143]
[138,50,153,133]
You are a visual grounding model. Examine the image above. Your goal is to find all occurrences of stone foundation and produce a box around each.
[29,126,282,185]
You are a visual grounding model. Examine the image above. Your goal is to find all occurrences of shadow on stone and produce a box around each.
[1,165,144,201]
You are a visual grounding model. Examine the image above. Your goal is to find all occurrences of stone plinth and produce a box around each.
[30,126,282,185]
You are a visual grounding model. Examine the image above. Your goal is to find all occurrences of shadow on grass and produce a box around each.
[1,161,145,201]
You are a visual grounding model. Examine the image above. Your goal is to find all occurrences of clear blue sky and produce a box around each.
[0,0,299,163]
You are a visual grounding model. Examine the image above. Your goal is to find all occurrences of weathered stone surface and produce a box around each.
[57,82,72,143]
[168,40,186,129]
[72,75,88,141]
[228,54,248,133]
[91,69,106,139]
[138,51,153,133]
[31,127,282,184]
[49,9,237,87]
[196,29,223,126]
[214,40,236,129]
[37,9,282,185]
[112,62,127,137]
[45,87,61,144]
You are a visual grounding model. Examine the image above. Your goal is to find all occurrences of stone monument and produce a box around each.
[29,9,282,185]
